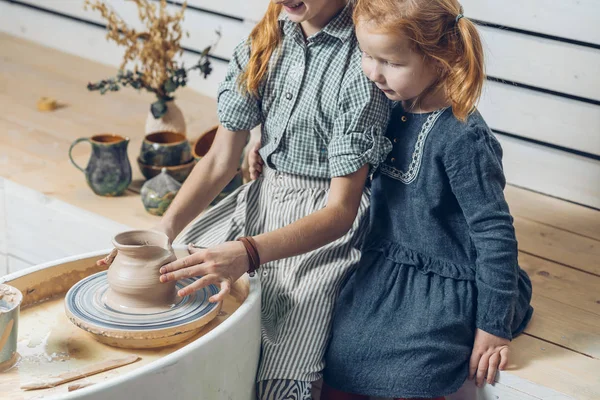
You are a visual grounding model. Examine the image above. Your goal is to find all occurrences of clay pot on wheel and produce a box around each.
[106,230,177,313]
[65,230,223,349]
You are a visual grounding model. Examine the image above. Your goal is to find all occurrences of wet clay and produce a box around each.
[105,230,177,314]
[65,239,224,349]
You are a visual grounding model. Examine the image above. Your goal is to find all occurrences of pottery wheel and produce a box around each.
[65,271,222,349]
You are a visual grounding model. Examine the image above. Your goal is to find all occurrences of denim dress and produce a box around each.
[323,106,534,398]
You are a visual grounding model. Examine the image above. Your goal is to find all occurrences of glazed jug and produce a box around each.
[105,230,177,313]
[69,134,132,196]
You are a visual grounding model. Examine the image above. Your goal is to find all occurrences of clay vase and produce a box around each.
[145,100,186,136]
[191,126,217,161]
[69,134,132,196]
[105,230,177,313]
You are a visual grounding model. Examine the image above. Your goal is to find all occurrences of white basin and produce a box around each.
[0,248,261,400]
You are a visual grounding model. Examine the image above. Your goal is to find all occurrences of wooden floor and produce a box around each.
[1,33,599,399]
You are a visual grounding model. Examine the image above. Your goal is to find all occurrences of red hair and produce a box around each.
[238,3,282,97]
[354,0,485,121]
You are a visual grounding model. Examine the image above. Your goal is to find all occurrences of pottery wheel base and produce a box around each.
[65,271,222,349]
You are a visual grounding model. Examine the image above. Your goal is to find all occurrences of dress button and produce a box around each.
[262,270,268,277]
[391,157,396,162]
[285,92,293,100]
[393,138,398,143]
[401,116,408,122]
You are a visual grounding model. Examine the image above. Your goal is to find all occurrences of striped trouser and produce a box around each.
[257,380,312,400]
[178,167,370,382]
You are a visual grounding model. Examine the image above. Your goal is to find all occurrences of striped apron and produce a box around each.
[177,167,370,382]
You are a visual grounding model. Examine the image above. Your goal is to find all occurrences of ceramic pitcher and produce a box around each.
[105,230,178,313]
[69,134,132,196]
[0,284,22,372]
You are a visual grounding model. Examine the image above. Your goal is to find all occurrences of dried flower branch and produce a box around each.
[84,0,218,118]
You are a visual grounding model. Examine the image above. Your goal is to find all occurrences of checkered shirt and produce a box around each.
[217,3,392,178]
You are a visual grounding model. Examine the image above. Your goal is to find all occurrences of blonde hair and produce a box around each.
[354,0,485,121]
[238,3,282,97]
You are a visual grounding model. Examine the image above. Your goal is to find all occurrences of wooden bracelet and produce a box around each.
[237,236,261,276]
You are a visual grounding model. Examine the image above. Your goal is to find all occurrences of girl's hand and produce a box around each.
[469,328,510,387]
[248,142,264,180]
[96,247,118,267]
[159,242,249,302]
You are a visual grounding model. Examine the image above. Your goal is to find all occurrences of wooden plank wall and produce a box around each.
[463,0,600,209]
[0,0,598,209]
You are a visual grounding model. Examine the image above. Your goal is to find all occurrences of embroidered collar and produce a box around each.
[380,107,449,184]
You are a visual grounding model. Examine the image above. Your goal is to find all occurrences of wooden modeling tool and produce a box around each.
[20,355,140,391]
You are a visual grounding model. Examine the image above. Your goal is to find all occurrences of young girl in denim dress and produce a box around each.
[319,0,534,399]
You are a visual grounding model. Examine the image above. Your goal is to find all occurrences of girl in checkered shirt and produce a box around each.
[100,1,392,399]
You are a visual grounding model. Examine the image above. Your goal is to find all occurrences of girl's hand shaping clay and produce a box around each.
[96,247,118,267]
[159,242,250,302]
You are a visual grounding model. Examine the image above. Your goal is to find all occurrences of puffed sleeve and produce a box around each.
[443,125,520,340]
[217,40,263,132]
[327,65,392,177]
